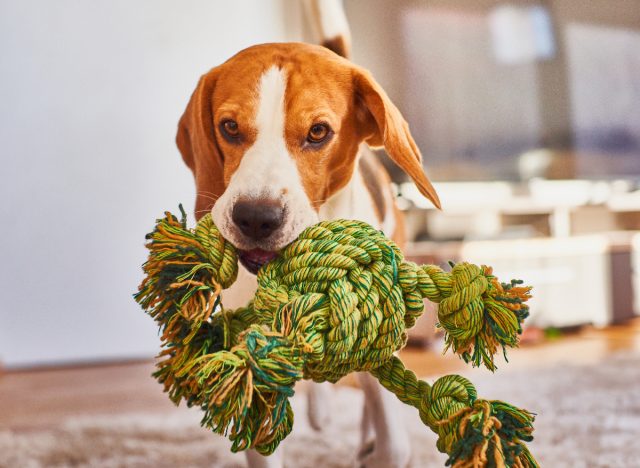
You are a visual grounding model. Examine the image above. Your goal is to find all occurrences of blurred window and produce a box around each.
[397,3,640,181]
[566,23,640,178]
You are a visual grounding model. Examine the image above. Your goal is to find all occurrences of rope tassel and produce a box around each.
[422,263,532,371]
[135,210,539,467]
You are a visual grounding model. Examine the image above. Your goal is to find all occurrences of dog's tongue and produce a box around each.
[238,248,279,274]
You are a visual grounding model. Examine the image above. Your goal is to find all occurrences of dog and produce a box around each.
[175,8,440,468]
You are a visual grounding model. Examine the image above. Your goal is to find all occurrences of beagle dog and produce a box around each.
[176,41,439,468]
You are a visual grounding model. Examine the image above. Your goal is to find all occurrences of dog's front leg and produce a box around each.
[307,381,332,430]
[245,449,283,468]
[356,372,411,468]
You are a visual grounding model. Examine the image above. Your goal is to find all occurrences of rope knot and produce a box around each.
[419,375,536,468]
[436,263,532,371]
[193,324,302,454]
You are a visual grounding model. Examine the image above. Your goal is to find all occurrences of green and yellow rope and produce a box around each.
[135,208,538,467]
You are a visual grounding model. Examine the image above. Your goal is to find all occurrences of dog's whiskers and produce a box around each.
[197,192,221,202]
[195,207,213,216]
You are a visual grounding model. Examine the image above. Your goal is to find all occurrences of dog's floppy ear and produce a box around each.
[176,67,225,220]
[353,67,441,209]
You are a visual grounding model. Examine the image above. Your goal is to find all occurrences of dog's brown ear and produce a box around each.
[353,67,441,209]
[176,67,225,220]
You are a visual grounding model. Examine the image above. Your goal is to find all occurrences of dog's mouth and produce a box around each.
[237,248,279,275]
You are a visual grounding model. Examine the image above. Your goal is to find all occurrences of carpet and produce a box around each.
[2,352,640,467]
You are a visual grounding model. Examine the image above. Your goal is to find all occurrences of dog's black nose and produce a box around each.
[232,199,285,241]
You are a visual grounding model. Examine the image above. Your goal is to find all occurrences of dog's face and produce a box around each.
[177,43,439,273]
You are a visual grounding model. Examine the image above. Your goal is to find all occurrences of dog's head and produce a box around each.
[177,43,439,273]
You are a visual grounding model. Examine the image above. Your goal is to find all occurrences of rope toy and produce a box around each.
[135,207,538,467]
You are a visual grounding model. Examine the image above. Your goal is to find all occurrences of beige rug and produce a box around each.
[2,352,640,468]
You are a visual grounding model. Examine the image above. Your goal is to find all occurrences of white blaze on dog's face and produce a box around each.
[177,43,440,274]
[211,67,317,261]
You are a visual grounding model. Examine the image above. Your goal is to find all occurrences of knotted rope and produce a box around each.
[135,209,537,467]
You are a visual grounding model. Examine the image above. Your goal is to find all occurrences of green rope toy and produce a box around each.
[135,208,538,468]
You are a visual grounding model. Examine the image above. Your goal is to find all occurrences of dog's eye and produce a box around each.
[220,120,240,139]
[307,123,331,144]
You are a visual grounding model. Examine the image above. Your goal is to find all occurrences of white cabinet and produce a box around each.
[461,234,637,327]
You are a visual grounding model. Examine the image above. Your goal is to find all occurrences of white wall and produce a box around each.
[0,0,301,367]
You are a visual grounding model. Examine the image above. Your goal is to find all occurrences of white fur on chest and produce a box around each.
[319,158,381,229]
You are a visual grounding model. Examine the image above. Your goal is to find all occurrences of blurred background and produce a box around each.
[1,0,639,466]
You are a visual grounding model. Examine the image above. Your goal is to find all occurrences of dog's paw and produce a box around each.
[355,439,411,468]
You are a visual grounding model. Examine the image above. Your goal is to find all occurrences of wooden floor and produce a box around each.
[2,319,639,430]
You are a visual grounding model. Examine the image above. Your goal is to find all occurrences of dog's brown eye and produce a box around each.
[307,123,331,144]
[221,119,240,139]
